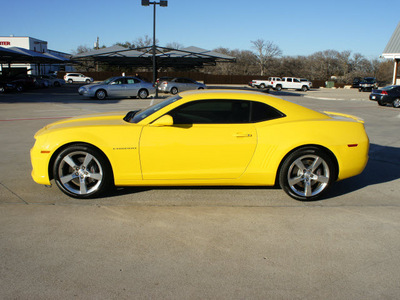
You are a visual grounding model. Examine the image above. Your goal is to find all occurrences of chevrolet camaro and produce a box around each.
[31,90,369,201]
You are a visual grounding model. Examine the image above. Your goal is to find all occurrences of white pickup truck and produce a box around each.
[271,77,311,91]
[249,77,281,89]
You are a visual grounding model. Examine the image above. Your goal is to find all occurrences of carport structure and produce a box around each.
[72,45,236,73]
[0,46,70,75]
[382,21,400,85]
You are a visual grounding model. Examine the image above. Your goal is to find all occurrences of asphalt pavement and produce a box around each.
[1,85,399,299]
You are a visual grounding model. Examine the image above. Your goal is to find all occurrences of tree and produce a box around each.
[251,39,282,76]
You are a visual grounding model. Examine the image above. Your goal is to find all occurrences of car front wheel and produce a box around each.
[279,147,335,201]
[95,89,107,100]
[171,87,178,94]
[53,144,112,199]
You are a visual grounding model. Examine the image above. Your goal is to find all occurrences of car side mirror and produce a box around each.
[151,114,174,127]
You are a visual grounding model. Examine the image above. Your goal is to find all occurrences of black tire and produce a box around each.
[138,89,149,99]
[275,85,282,91]
[392,99,400,108]
[53,144,112,199]
[171,87,178,94]
[68,79,73,84]
[16,85,24,92]
[279,147,336,201]
[378,100,385,106]
[54,81,60,87]
[86,79,91,84]
[301,85,308,92]
[260,83,266,89]
[95,89,107,100]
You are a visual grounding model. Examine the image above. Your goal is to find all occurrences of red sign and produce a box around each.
[0,41,11,46]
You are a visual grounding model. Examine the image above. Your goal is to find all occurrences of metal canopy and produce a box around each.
[0,46,70,64]
[72,45,236,68]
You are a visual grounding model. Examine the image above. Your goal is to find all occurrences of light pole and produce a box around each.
[141,0,168,98]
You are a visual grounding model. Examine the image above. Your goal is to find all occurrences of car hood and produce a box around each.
[80,83,103,89]
[35,111,129,137]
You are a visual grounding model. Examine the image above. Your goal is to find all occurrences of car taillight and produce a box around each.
[381,91,388,95]
[162,81,167,85]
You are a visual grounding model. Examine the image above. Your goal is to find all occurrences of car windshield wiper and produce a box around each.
[123,110,141,122]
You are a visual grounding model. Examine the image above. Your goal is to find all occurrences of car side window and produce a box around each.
[169,100,249,124]
[168,100,285,125]
[250,101,285,122]
[126,78,139,84]
[112,78,125,85]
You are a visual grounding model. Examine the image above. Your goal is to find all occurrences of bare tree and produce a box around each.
[165,42,184,50]
[251,39,282,75]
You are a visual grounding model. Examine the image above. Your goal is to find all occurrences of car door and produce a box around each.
[125,77,140,96]
[106,78,127,97]
[139,100,257,180]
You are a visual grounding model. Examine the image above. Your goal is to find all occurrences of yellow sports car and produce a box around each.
[31,90,369,201]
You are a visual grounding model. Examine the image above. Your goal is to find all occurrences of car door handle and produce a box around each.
[234,133,253,137]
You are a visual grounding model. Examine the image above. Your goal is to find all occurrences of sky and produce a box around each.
[1,0,399,59]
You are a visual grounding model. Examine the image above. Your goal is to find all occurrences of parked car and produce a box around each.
[352,77,362,88]
[10,74,36,91]
[359,77,378,92]
[0,80,17,93]
[40,75,65,87]
[369,85,400,108]
[272,77,310,91]
[157,77,206,94]
[31,90,369,201]
[78,76,155,100]
[249,77,280,89]
[64,73,93,84]
[29,75,50,88]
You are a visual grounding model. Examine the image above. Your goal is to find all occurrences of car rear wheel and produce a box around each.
[171,87,178,94]
[53,144,112,199]
[68,79,73,84]
[95,89,107,100]
[85,79,91,84]
[378,100,385,106]
[279,147,335,201]
[275,85,282,91]
[392,99,400,108]
[260,83,266,89]
[138,89,149,99]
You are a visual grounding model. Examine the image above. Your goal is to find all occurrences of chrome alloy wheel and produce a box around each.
[287,154,330,198]
[57,151,104,196]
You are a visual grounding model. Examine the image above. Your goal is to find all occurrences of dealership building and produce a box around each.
[0,36,72,75]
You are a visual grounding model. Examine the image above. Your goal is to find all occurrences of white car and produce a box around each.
[64,73,93,84]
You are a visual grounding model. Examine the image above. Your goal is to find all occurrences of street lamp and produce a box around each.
[141,0,168,98]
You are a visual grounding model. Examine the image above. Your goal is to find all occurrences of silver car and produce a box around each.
[157,77,206,94]
[78,76,155,100]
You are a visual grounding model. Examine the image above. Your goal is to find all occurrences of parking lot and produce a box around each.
[1,85,400,299]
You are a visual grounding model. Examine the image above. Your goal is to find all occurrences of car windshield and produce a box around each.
[363,78,375,83]
[102,77,117,85]
[129,95,182,123]
[381,85,397,91]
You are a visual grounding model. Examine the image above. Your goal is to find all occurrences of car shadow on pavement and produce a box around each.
[326,143,400,199]
[106,144,399,201]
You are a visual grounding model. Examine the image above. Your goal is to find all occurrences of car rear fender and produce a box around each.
[274,144,339,186]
